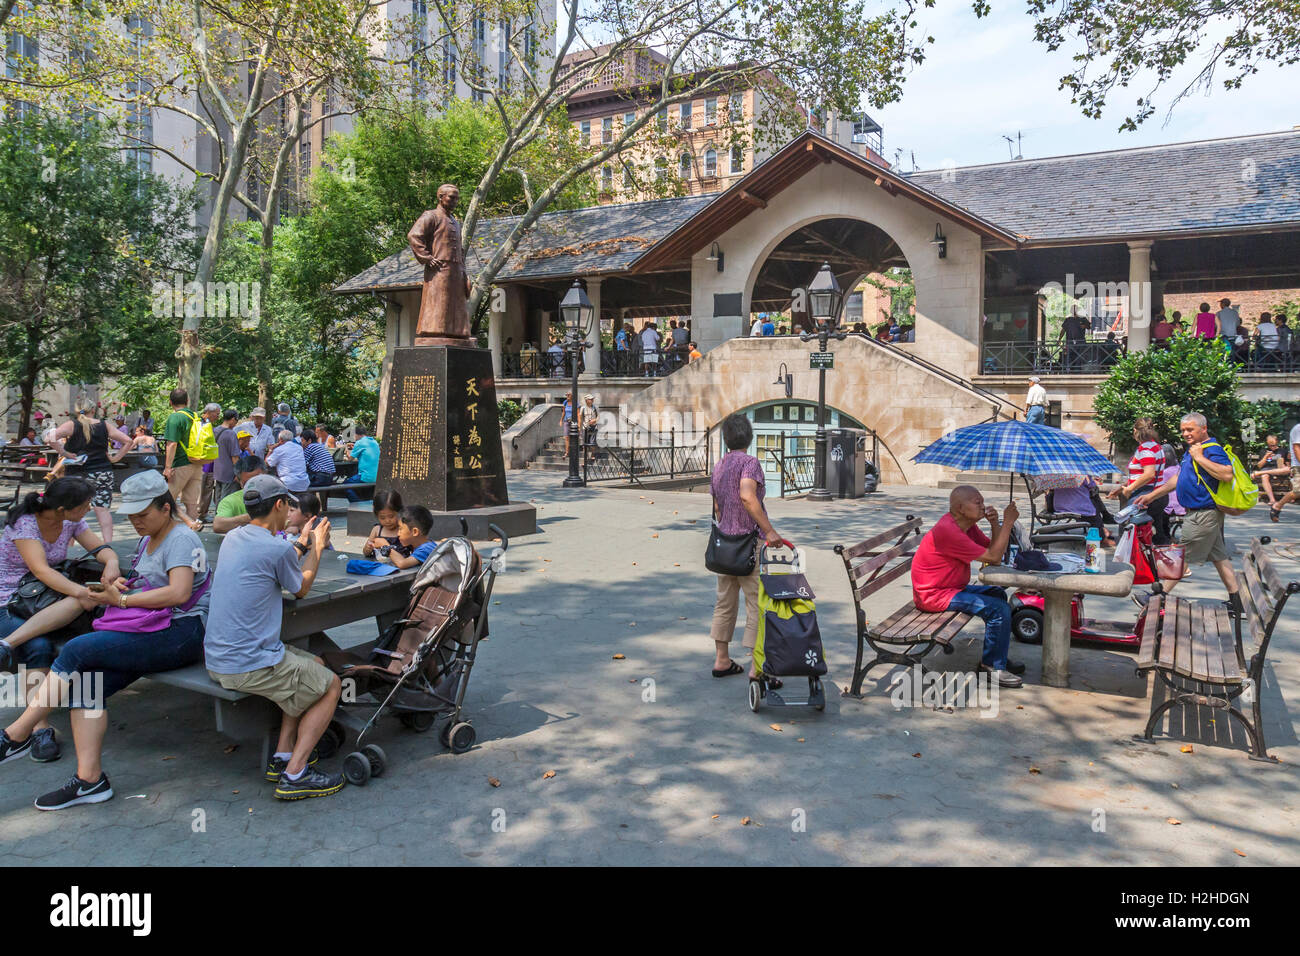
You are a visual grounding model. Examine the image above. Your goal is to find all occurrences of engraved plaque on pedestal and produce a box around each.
[377,346,508,512]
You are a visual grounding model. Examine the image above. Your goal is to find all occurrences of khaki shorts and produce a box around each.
[209,645,335,718]
[1181,508,1229,564]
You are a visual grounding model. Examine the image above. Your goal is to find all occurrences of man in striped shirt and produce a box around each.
[300,428,337,488]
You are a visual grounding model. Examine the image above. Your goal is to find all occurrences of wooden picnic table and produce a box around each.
[979,561,1134,687]
[103,532,416,755]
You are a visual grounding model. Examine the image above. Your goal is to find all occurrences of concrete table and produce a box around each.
[978,562,1135,687]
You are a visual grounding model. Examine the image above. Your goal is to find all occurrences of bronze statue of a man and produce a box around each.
[408,183,472,346]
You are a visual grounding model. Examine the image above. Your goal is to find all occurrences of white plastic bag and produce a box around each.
[1113,525,1134,566]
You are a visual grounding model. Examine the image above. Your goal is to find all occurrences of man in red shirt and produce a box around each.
[911,486,1024,687]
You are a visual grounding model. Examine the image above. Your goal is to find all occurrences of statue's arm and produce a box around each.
[408,211,439,267]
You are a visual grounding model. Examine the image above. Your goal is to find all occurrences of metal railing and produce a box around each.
[503,346,692,380]
[848,333,1022,418]
[980,339,1126,375]
[764,447,816,497]
[582,426,709,485]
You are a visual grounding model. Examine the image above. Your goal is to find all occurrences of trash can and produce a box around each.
[826,428,866,498]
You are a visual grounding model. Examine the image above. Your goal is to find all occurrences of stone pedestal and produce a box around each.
[375,345,536,538]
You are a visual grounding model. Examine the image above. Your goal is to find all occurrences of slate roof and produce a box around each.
[333,194,717,294]
[337,129,1300,294]
[907,129,1300,244]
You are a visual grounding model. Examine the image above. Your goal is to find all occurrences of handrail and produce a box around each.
[848,333,1023,417]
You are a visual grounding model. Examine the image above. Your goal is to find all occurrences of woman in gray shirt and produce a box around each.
[0,471,210,810]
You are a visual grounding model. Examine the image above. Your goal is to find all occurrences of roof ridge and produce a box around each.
[908,127,1300,175]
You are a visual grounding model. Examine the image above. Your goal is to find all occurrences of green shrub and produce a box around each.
[498,399,524,430]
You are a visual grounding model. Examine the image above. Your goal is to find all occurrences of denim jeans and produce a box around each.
[344,473,374,503]
[50,614,205,707]
[0,607,56,669]
[946,584,1012,670]
[1025,405,1046,425]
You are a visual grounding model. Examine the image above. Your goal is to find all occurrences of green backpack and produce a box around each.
[1191,440,1258,515]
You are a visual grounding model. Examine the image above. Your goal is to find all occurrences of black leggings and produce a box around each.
[1143,494,1172,545]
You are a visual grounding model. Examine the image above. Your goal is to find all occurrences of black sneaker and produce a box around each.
[274,766,345,801]
[0,730,32,765]
[264,748,319,782]
[30,727,60,762]
[34,773,114,810]
[1006,659,1027,676]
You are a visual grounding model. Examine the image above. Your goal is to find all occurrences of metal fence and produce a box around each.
[582,427,709,485]
[980,339,1126,375]
[764,448,816,497]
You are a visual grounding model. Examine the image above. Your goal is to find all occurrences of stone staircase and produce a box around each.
[525,437,657,476]
[935,470,1028,494]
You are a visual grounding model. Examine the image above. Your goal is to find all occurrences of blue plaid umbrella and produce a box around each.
[913,420,1116,476]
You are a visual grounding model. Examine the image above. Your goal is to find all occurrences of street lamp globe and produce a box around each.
[807,262,843,329]
[560,280,594,338]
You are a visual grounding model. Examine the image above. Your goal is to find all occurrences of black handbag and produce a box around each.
[705,522,759,576]
[6,554,107,620]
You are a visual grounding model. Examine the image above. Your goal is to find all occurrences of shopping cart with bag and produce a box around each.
[749,545,828,713]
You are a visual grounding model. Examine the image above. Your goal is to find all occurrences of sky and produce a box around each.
[862,3,1300,171]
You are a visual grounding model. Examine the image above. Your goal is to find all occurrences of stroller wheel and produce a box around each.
[401,711,437,733]
[747,679,761,712]
[362,744,387,779]
[448,722,476,754]
[318,721,346,759]
[438,721,453,748]
[342,751,371,786]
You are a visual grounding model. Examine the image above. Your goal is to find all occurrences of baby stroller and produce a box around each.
[320,523,507,786]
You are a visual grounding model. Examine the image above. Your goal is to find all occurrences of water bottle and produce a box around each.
[1085,527,1101,573]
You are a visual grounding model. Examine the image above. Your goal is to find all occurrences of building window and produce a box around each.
[679,152,691,179]
[705,97,717,125]
[602,116,612,144]
[442,35,456,96]
[623,111,635,130]
[704,147,716,177]
[623,162,635,188]
[580,120,591,143]
[657,108,667,132]
[522,16,536,68]
[679,102,691,129]
[655,157,667,181]
[6,19,40,121]
[727,92,742,121]
[471,10,486,101]
[601,164,612,191]
[730,144,743,174]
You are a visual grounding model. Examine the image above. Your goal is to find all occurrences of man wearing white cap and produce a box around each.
[1025,376,1048,425]
[203,474,344,800]
[237,407,274,460]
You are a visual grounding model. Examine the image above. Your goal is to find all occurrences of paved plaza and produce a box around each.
[1,471,1297,866]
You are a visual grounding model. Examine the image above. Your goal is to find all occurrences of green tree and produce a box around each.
[0,113,194,435]
[1094,335,1247,456]
[984,0,1300,130]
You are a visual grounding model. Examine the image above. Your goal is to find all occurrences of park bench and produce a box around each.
[0,462,27,518]
[304,479,375,511]
[1136,536,1298,762]
[835,515,973,696]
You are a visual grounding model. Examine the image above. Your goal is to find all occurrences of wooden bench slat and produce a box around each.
[1212,605,1240,682]
[869,602,922,636]
[1190,605,1211,682]
[1251,540,1287,601]
[854,559,913,601]
[897,606,944,642]
[840,517,923,559]
[872,605,927,643]
[1136,593,1162,669]
[1173,598,1193,679]
[852,533,925,581]
[1235,571,1270,653]
[1157,597,1178,670]
[1241,557,1274,618]
[932,610,974,646]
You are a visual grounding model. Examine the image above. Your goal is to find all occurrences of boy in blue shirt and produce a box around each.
[1137,412,1240,605]
[383,505,439,569]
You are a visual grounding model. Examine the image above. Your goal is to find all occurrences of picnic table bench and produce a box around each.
[835,515,973,695]
[103,533,413,760]
[1136,536,1297,761]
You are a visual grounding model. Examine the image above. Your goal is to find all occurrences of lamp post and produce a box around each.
[559,279,594,488]
[798,262,847,502]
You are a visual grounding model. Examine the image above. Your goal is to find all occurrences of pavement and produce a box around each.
[1,471,1298,865]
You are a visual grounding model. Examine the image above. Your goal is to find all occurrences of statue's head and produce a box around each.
[437,184,460,210]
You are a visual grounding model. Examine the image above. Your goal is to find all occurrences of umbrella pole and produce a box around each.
[1009,472,1014,503]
